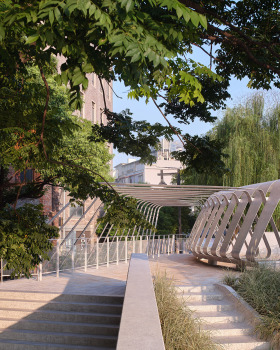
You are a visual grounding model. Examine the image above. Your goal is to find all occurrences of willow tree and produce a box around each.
[181,93,280,187]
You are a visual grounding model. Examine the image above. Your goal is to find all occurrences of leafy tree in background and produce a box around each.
[157,207,197,236]
[181,93,280,187]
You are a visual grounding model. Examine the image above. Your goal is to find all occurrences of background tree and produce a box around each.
[157,206,196,236]
[181,93,280,187]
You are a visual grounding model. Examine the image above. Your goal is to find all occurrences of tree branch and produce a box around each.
[151,97,202,153]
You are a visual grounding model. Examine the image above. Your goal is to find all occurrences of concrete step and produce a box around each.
[187,300,233,312]
[0,319,119,336]
[0,338,115,350]
[202,322,252,336]
[175,285,215,293]
[0,292,123,305]
[212,335,270,350]
[180,291,224,302]
[0,299,122,314]
[0,329,117,347]
[0,309,121,325]
[195,310,245,323]
[0,291,123,349]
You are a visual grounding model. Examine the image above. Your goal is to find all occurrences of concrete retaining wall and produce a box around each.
[117,253,165,350]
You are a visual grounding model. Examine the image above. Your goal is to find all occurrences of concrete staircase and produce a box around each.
[176,284,270,350]
[0,291,123,349]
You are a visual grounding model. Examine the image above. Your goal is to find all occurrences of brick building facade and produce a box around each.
[41,62,113,242]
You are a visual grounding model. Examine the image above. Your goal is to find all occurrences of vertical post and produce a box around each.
[146,236,149,256]
[177,169,182,235]
[84,238,87,272]
[125,236,128,264]
[158,235,160,258]
[140,236,142,254]
[38,261,42,282]
[116,236,119,265]
[71,238,75,272]
[132,236,135,253]
[96,237,99,269]
[167,235,170,255]
[107,237,109,267]
[0,259,3,283]
[56,239,60,278]
[152,235,155,258]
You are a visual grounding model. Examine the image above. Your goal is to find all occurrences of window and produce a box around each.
[99,79,103,93]
[20,169,34,183]
[70,205,84,217]
[91,101,96,123]
[100,108,103,125]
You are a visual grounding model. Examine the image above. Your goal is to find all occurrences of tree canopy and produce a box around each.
[1,0,280,235]
[1,0,280,182]
[181,93,280,187]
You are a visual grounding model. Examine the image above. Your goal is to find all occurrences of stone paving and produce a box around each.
[149,253,236,286]
[0,263,129,296]
[0,254,236,296]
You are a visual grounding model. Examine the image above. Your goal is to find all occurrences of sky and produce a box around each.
[112,47,257,167]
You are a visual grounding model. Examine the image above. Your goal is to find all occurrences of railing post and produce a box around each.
[167,235,170,255]
[125,236,128,263]
[84,238,87,272]
[146,236,149,256]
[56,239,60,278]
[158,236,160,258]
[71,238,75,272]
[38,261,42,282]
[140,236,142,253]
[132,236,135,253]
[107,237,109,267]
[116,237,119,265]
[96,237,99,269]
[152,236,155,258]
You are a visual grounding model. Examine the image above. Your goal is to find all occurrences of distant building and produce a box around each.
[115,139,184,185]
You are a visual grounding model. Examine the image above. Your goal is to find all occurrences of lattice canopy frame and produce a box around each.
[188,180,280,265]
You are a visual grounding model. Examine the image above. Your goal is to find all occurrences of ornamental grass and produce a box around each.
[154,273,222,350]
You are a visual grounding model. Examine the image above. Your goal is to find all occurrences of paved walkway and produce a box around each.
[0,263,129,296]
[149,253,236,286]
[0,254,236,296]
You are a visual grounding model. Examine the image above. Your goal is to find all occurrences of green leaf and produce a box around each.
[199,14,207,29]
[54,7,61,22]
[182,9,191,23]
[82,78,88,90]
[131,52,141,63]
[89,4,96,16]
[0,26,5,41]
[176,5,183,18]
[25,34,39,44]
[190,11,199,27]
[73,72,85,86]
[49,10,54,26]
